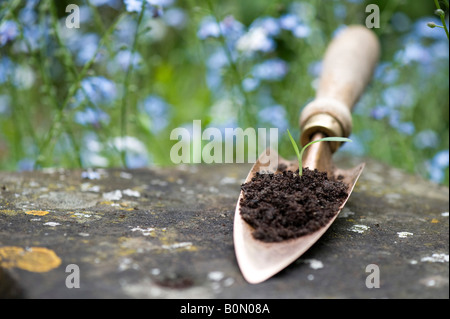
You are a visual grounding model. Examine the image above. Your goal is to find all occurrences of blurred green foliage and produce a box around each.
[0,0,448,185]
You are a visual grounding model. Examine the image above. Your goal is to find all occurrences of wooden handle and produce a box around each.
[300,25,380,151]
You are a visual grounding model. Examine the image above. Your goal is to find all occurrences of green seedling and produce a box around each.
[286,129,352,176]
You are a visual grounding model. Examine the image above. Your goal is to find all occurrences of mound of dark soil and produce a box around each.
[239,167,348,242]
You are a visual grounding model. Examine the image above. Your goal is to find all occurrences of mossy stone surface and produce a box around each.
[0,157,448,298]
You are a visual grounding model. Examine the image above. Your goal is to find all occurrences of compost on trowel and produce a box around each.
[239,166,348,242]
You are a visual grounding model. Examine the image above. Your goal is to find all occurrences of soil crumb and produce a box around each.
[239,168,348,242]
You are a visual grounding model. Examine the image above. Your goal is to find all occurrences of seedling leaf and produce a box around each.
[286,129,352,176]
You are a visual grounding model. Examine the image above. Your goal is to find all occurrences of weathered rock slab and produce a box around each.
[0,157,448,298]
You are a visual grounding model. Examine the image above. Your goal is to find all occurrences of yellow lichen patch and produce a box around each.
[0,246,61,272]
[99,201,114,205]
[166,176,176,183]
[431,218,439,224]
[25,210,49,216]
[0,209,19,216]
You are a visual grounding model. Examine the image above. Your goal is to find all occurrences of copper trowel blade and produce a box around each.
[233,142,365,284]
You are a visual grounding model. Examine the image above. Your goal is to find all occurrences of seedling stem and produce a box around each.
[286,129,352,176]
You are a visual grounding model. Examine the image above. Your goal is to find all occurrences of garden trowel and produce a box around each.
[234,25,380,284]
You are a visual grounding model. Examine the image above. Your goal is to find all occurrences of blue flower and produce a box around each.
[242,77,260,92]
[163,8,187,29]
[292,23,311,38]
[370,105,390,120]
[114,50,142,71]
[126,152,150,168]
[18,4,38,31]
[414,129,439,149]
[80,133,108,167]
[90,0,121,7]
[206,48,230,70]
[387,110,415,135]
[236,27,275,53]
[0,95,10,115]
[124,0,146,13]
[279,13,299,31]
[430,40,449,60]
[114,16,137,46]
[258,105,288,132]
[0,57,36,89]
[307,61,322,78]
[197,15,244,43]
[17,158,35,171]
[278,13,311,38]
[84,76,117,105]
[394,41,432,65]
[197,16,221,39]
[110,136,150,168]
[381,84,415,108]
[0,20,19,47]
[63,32,101,65]
[252,58,288,81]
[0,57,14,84]
[148,0,174,6]
[432,150,449,168]
[428,165,445,183]
[374,62,399,85]
[205,69,222,90]
[77,34,101,65]
[124,0,171,15]
[427,150,449,183]
[250,17,280,37]
[394,121,415,136]
[75,107,110,126]
[220,15,245,42]
[14,24,40,53]
[204,48,237,89]
[333,4,347,19]
[391,12,411,32]
[139,95,170,133]
[73,76,117,108]
[339,134,366,156]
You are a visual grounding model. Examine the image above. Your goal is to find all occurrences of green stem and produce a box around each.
[36,6,126,167]
[434,0,450,40]
[86,0,106,34]
[205,0,255,127]
[8,83,23,164]
[6,14,41,151]
[120,2,147,167]
[287,129,352,176]
[0,0,21,23]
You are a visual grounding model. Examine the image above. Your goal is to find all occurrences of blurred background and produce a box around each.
[0,0,448,185]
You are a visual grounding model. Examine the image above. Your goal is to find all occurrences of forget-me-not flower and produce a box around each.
[0,20,19,47]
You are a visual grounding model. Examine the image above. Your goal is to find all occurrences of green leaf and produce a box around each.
[287,129,302,171]
[286,130,352,176]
